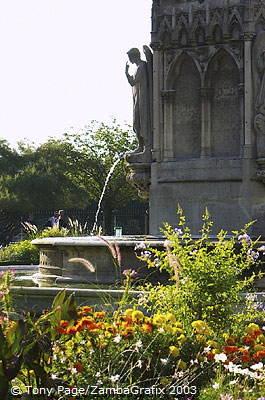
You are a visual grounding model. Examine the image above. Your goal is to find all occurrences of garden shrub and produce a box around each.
[0,225,74,265]
[138,207,263,334]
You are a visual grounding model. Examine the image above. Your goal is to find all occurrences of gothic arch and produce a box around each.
[166,51,201,88]
[206,46,240,74]
[206,49,241,157]
[167,53,201,159]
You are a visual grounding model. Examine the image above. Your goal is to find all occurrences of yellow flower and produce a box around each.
[86,340,92,348]
[192,320,212,335]
[254,344,265,352]
[160,377,171,387]
[94,311,106,319]
[124,309,134,318]
[132,310,144,322]
[165,313,176,324]
[153,314,166,326]
[207,340,219,349]
[177,334,186,345]
[175,322,183,328]
[177,360,187,370]
[172,327,184,336]
[196,334,206,343]
[245,323,260,334]
[257,335,265,345]
[169,345,180,357]
[211,348,219,355]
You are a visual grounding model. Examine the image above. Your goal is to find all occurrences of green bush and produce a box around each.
[0,226,70,265]
[139,207,263,333]
[0,240,39,264]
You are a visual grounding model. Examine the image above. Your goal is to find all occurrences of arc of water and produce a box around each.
[91,157,121,234]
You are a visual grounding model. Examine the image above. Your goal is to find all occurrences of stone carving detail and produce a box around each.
[152,2,246,47]
[126,164,151,200]
[253,32,265,169]
[125,46,153,160]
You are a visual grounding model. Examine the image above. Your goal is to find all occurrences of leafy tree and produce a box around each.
[0,121,141,232]
[0,140,86,212]
[62,120,140,231]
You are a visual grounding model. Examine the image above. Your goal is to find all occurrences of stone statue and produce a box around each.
[125,46,153,154]
[256,49,265,116]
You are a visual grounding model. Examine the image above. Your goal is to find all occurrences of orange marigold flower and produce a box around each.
[223,346,239,354]
[253,329,263,338]
[207,352,215,360]
[81,316,95,326]
[75,323,84,332]
[86,323,99,331]
[82,306,93,313]
[77,311,84,318]
[224,336,238,345]
[56,327,66,334]
[243,335,255,346]
[66,326,78,335]
[59,320,69,328]
[94,312,106,319]
[141,323,153,334]
[122,327,135,338]
[73,362,84,372]
[106,325,118,334]
[241,350,251,363]
[256,350,265,359]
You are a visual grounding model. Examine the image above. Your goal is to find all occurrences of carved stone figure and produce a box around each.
[254,113,265,136]
[256,49,265,115]
[125,47,153,154]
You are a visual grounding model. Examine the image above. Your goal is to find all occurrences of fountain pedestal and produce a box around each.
[32,236,165,287]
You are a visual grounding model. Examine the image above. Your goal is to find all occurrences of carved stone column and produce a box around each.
[152,48,163,162]
[199,87,213,158]
[238,82,245,157]
[243,32,256,157]
[161,89,176,160]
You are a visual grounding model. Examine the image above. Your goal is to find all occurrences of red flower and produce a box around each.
[73,362,84,372]
[223,346,239,354]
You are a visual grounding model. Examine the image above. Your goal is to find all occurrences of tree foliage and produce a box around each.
[0,121,139,213]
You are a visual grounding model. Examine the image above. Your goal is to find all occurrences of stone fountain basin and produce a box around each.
[31,235,165,287]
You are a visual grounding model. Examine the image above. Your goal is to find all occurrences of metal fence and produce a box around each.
[0,201,149,245]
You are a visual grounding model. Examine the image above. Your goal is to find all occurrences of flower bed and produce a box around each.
[1,210,265,399]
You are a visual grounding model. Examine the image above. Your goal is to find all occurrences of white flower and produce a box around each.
[51,373,58,380]
[70,367,77,375]
[95,372,101,377]
[212,382,220,389]
[174,228,183,236]
[238,233,251,244]
[160,358,168,365]
[250,362,263,370]
[135,359,143,368]
[113,334,122,343]
[135,340,143,350]
[158,327,165,333]
[214,353,227,363]
[110,374,120,383]
[203,346,211,353]
[229,379,238,385]
[258,245,265,255]
[141,250,152,259]
[164,239,173,248]
[134,242,146,250]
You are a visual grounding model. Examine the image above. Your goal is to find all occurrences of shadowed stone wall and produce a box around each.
[127,0,265,236]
